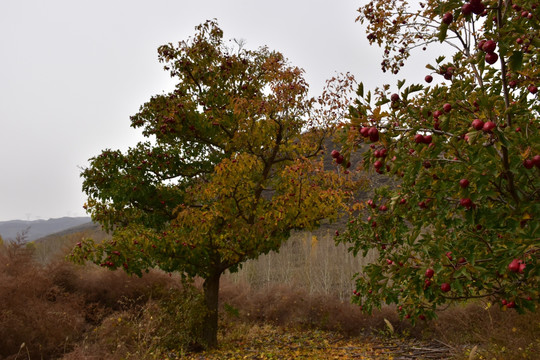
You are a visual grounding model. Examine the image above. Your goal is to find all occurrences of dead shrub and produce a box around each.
[0,242,87,359]
[62,284,208,359]
[0,238,185,360]
[427,303,540,359]
[219,278,407,337]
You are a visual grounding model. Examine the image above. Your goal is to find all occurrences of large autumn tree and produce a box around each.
[337,0,539,321]
[70,20,356,347]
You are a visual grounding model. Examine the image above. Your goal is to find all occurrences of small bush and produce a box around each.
[63,284,207,359]
[0,239,87,359]
[0,237,205,359]
[219,279,403,336]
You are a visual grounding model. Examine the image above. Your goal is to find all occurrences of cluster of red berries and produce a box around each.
[462,0,486,16]
[331,149,344,164]
[471,118,496,132]
[508,258,526,274]
[478,39,498,64]
[359,126,380,142]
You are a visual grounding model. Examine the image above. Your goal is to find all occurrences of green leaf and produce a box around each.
[357,82,364,98]
[438,23,448,43]
[408,84,424,94]
[508,51,523,72]
[375,98,390,106]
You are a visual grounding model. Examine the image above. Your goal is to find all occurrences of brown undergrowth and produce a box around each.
[1,239,538,359]
[0,239,183,359]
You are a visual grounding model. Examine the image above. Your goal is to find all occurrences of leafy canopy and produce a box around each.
[337,0,539,322]
[71,20,357,280]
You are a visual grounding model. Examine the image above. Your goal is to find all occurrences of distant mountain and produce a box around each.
[0,217,92,242]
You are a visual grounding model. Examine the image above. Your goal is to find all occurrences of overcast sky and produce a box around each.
[0,0,438,221]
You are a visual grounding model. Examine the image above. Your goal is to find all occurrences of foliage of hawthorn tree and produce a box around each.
[70,20,357,347]
[336,0,539,321]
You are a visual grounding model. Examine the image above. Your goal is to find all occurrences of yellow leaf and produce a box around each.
[383,318,394,334]
[521,147,531,159]
[468,345,478,360]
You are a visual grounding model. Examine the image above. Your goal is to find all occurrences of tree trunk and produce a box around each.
[202,271,221,348]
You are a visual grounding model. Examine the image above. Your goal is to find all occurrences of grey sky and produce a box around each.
[0,0,436,221]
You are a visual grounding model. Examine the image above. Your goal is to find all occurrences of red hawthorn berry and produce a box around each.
[443,103,452,112]
[462,3,473,15]
[506,301,516,308]
[477,39,486,51]
[368,127,380,142]
[470,0,485,15]
[532,155,540,167]
[433,110,443,118]
[523,159,534,169]
[460,198,474,209]
[482,40,497,53]
[485,52,499,64]
[508,259,520,273]
[471,118,484,130]
[482,121,496,132]
[442,12,453,25]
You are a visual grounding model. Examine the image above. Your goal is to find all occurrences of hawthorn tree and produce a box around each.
[336,0,539,321]
[70,20,356,347]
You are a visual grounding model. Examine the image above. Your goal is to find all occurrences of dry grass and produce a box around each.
[428,303,540,359]
[219,279,401,336]
[219,278,540,359]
